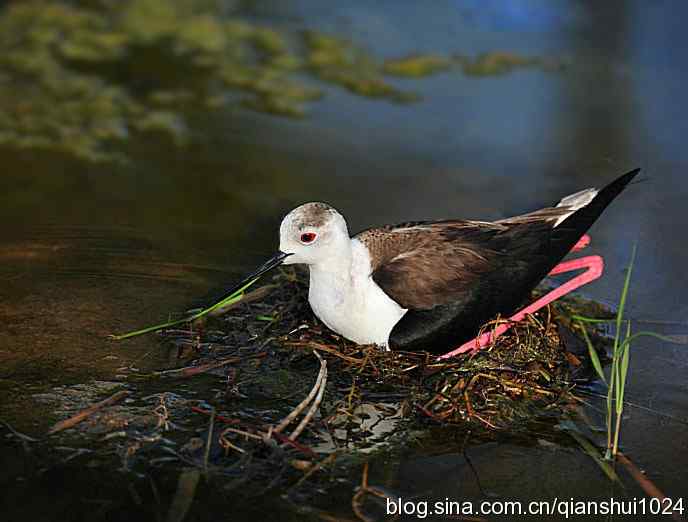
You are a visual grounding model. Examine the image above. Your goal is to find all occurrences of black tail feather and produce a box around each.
[552,168,640,251]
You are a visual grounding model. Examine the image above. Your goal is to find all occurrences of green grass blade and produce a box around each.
[617,330,679,350]
[605,357,615,457]
[614,243,637,353]
[576,319,607,384]
[109,278,260,341]
[570,315,617,324]
[617,320,631,413]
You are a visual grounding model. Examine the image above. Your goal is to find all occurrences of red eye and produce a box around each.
[300,232,316,243]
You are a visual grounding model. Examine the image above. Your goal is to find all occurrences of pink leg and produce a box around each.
[437,246,603,361]
[571,234,591,252]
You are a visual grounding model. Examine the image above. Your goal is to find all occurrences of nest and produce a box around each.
[179,269,606,433]
[24,268,609,510]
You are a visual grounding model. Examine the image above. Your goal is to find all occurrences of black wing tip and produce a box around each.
[627,167,656,188]
[616,167,641,185]
[554,167,641,241]
[626,167,642,175]
[598,167,642,199]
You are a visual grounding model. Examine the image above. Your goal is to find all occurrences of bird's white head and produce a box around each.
[279,202,350,266]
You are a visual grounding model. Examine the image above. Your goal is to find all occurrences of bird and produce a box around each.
[238,169,639,354]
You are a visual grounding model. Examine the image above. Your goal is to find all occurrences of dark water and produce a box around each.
[1,1,687,520]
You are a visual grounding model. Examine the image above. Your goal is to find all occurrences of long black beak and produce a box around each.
[229,251,292,293]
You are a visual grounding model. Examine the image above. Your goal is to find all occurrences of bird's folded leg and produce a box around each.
[571,233,591,252]
[437,237,602,361]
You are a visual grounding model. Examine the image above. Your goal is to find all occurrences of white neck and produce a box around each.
[308,244,352,281]
[306,238,407,346]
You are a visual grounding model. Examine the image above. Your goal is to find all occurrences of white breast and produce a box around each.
[307,239,407,346]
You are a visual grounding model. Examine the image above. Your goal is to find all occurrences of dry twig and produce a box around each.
[289,358,327,441]
[48,390,130,435]
[274,350,327,434]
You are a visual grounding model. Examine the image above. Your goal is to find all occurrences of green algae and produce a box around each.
[457,51,542,76]
[133,110,189,145]
[383,54,453,77]
[0,1,562,163]
[0,1,338,161]
[303,30,417,102]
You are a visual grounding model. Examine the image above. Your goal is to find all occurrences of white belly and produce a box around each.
[307,240,406,346]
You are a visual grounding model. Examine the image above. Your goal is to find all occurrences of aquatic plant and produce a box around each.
[110,276,259,340]
[0,0,560,163]
[457,51,541,76]
[383,55,453,77]
[574,245,671,460]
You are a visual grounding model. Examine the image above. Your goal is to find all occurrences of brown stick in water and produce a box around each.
[48,390,130,435]
[617,452,685,522]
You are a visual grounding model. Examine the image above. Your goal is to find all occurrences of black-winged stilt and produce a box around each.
[239,169,639,358]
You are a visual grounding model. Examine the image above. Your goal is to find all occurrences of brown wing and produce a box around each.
[354,200,599,311]
[355,218,568,353]
[355,169,639,351]
[495,205,575,225]
[355,221,509,310]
